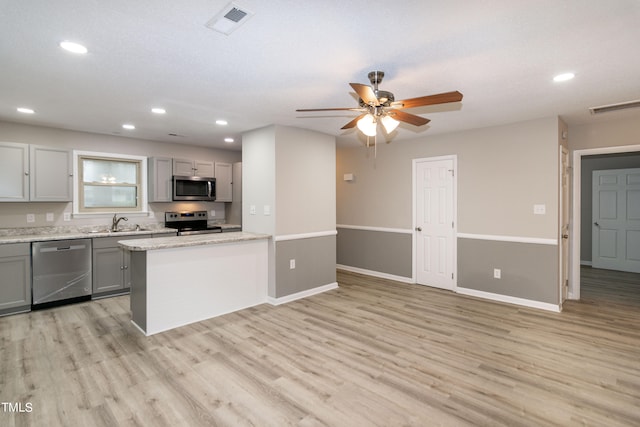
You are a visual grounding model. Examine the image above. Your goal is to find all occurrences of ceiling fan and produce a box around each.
[296,71,463,137]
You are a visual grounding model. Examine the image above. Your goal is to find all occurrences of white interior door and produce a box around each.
[592,168,640,273]
[415,157,455,290]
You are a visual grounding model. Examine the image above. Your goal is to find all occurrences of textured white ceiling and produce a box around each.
[1,0,639,151]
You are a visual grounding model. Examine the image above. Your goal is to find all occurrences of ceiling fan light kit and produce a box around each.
[296,70,463,146]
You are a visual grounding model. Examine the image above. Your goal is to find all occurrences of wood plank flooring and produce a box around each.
[1,267,639,426]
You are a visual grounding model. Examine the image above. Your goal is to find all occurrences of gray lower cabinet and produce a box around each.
[0,243,31,315]
[92,232,176,297]
[92,235,147,297]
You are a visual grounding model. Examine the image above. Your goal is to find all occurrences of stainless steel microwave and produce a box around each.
[172,176,216,201]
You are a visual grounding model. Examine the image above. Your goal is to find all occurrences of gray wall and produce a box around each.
[275,235,336,298]
[336,228,412,278]
[580,153,640,263]
[458,238,559,304]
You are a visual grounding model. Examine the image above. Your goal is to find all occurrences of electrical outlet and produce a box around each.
[26,213,35,223]
[533,204,546,215]
[46,212,54,222]
[264,205,271,215]
[289,259,296,269]
[493,268,501,279]
[63,212,71,221]
[210,210,216,217]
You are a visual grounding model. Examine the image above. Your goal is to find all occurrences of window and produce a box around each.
[74,151,147,214]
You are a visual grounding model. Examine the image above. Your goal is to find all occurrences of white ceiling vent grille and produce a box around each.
[205,2,254,35]
[589,99,640,115]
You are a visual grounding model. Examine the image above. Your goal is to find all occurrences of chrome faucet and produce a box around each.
[111,214,128,232]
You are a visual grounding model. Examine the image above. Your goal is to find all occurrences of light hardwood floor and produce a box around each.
[1,267,639,426]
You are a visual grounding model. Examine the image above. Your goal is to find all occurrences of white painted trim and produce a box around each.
[274,230,337,241]
[456,287,561,312]
[337,265,414,284]
[336,224,413,234]
[267,282,338,305]
[412,155,458,291]
[457,232,557,246]
[571,143,640,301]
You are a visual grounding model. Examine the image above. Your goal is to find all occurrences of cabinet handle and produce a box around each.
[120,266,124,270]
[25,172,29,176]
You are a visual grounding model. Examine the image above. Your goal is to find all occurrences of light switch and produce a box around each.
[264,205,271,216]
[250,205,256,215]
[533,204,546,215]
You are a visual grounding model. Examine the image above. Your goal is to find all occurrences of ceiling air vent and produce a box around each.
[205,2,254,35]
[589,99,640,115]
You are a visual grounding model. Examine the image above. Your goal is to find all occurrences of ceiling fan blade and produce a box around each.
[341,114,366,129]
[393,91,463,109]
[350,83,379,106]
[387,110,431,126]
[296,107,362,112]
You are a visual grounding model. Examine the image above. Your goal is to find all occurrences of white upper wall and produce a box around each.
[275,126,335,236]
[337,116,560,239]
[0,120,241,163]
[241,126,276,235]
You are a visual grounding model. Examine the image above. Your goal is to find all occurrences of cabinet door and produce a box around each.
[30,145,73,202]
[148,157,173,202]
[0,244,31,312]
[195,161,214,177]
[0,142,29,202]
[93,247,124,293]
[173,158,195,176]
[215,162,233,202]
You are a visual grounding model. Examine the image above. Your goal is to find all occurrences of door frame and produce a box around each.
[559,145,570,308]
[570,144,640,300]
[412,155,458,288]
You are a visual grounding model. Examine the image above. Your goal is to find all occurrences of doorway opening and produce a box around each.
[570,144,640,300]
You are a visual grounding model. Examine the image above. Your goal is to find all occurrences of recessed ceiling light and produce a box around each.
[224,137,234,143]
[151,108,166,114]
[122,124,135,130]
[59,41,88,54]
[17,107,35,114]
[215,119,228,125]
[553,72,575,82]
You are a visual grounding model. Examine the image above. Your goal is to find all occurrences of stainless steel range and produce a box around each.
[164,211,222,235]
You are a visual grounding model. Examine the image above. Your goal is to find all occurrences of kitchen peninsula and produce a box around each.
[120,232,270,336]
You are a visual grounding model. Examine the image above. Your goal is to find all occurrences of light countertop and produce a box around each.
[0,227,177,244]
[118,231,270,251]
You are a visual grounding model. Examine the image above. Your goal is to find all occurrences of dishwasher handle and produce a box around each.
[38,244,88,253]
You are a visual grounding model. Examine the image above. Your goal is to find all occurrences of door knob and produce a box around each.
[562,234,569,239]
[594,222,599,227]
[415,227,422,232]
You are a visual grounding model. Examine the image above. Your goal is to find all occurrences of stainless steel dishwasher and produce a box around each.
[32,239,92,307]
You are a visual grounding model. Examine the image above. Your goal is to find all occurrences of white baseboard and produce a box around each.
[336,264,414,284]
[267,282,338,305]
[456,287,561,312]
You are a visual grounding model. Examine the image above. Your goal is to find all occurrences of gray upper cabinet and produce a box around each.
[214,162,233,202]
[173,158,214,177]
[29,145,73,202]
[0,142,29,201]
[148,157,173,202]
[0,142,72,202]
[0,243,31,315]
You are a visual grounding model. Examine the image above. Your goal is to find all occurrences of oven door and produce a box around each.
[173,176,216,201]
